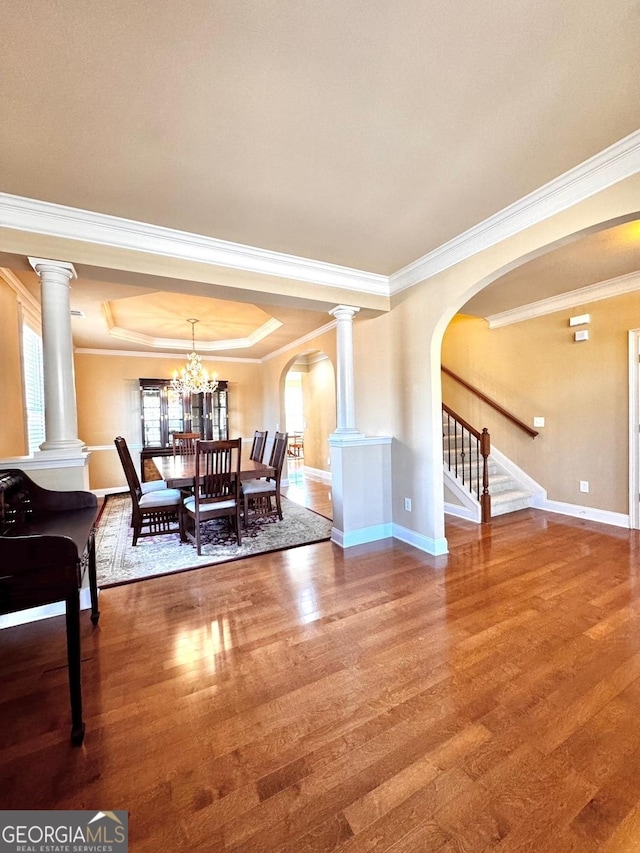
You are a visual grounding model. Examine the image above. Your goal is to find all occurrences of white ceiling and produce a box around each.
[1,1,639,353]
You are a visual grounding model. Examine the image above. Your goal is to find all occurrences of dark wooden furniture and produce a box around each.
[249,430,268,462]
[172,431,200,456]
[182,439,243,553]
[242,431,288,527]
[139,378,229,475]
[115,436,184,545]
[0,469,100,746]
[152,453,274,490]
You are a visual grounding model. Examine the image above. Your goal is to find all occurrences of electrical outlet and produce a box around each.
[404,498,412,512]
[533,416,545,428]
[580,481,589,493]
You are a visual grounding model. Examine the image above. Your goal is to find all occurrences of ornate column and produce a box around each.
[28,257,84,452]
[329,304,363,436]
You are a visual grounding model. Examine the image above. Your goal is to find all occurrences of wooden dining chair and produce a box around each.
[242,431,288,528]
[114,436,184,545]
[172,431,200,456]
[113,435,169,495]
[249,429,268,462]
[182,438,243,554]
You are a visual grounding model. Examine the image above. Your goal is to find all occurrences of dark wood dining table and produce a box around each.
[151,455,275,490]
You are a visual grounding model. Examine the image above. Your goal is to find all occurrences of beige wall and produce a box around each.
[302,356,336,472]
[442,292,639,513]
[74,353,264,491]
[261,328,337,471]
[352,173,640,546]
[0,279,27,456]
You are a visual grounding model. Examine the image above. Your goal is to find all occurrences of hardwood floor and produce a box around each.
[2,500,640,851]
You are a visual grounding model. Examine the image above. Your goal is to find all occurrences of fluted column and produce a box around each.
[28,257,84,451]
[329,305,362,436]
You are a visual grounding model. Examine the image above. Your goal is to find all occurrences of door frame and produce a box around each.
[628,329,640,529]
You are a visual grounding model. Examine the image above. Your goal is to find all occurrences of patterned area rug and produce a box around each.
[95,493,333,587]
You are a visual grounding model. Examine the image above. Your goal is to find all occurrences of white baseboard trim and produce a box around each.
[392,523,449,556]
[531,495,630,528]
[444,502,481,523]
[93,486,128,499]
[0,586,94,630]
[331,523,393,548]
[303,465,332,482]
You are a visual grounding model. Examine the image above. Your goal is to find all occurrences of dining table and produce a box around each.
[151,454,275,490]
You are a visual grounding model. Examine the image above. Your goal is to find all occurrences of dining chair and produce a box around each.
[172,431,200,456]
[287,432,304,458]
[242,431,288,528]
[114,436,184,545]
[182,438,243,554]
[249,429,268,462]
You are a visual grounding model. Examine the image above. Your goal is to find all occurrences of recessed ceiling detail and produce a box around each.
[102,292,282,350]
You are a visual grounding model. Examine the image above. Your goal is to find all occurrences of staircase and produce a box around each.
[443,416,534,518]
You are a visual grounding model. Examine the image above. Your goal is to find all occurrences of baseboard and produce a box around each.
[392,523,449,556]
[444,502,481,523]
[531,495,630,528]
[331,523,392,548]
[93,486,128,498]
[303,465,332,482]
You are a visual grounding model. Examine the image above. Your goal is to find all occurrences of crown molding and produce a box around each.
[0,192,388,296]
[390,129,640,294]
[487,270,640,328]
[2,132,638,305]
[103,307,283,351]
[261,319,337,361]
[73,347,262,363]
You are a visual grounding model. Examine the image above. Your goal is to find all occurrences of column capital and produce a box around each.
[329,305,360,321]
[28,257,77,281]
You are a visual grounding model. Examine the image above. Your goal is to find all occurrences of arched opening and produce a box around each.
[279,350,336,518]
[439,215,640,527]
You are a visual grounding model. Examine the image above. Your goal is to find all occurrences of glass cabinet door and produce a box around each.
[140,384,164,448]
[140,378,228,451]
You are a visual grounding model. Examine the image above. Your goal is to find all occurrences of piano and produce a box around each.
[0,468,100,746]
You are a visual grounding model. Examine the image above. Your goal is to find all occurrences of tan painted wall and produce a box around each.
[260,328,337,475]
[352,173,640,546]
[74,353,264,490]
[302,357,336,471]
[0,279,27,456]
[442,291,640,513]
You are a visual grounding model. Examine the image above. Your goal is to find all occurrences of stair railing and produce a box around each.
[442,365,539,438]
[442,403,491,523]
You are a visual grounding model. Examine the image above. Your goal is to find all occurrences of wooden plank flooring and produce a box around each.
[2,488,640,851]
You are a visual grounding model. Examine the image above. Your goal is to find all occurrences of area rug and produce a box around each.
[95,493,333,587]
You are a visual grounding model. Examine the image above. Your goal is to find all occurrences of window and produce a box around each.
[285,371,305,433]
[22,324,45,453]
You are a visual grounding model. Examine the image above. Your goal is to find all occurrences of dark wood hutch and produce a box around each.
[139,378,229,477]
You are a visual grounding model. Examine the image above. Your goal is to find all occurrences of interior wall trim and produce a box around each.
[390,129,640,294]
[0,192,388,296]
[487,270,640,328]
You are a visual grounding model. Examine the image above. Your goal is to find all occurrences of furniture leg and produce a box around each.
[88,529,100,625]
[65,591,85,746]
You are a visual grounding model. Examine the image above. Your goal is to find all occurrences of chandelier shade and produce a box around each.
[171,319,219,395]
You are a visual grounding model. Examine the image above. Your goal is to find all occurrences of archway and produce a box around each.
[279,350,336,507]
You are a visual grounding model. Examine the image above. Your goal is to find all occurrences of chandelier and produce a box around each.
[171,319,219,395]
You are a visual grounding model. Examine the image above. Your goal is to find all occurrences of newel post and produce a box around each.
[480,427,491,523]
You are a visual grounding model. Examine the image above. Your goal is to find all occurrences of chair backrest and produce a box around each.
[249,430,268,462]
[172,432,200,456]
[114,436,142,500]
[195,438,242,504]
[268,431,289,483]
